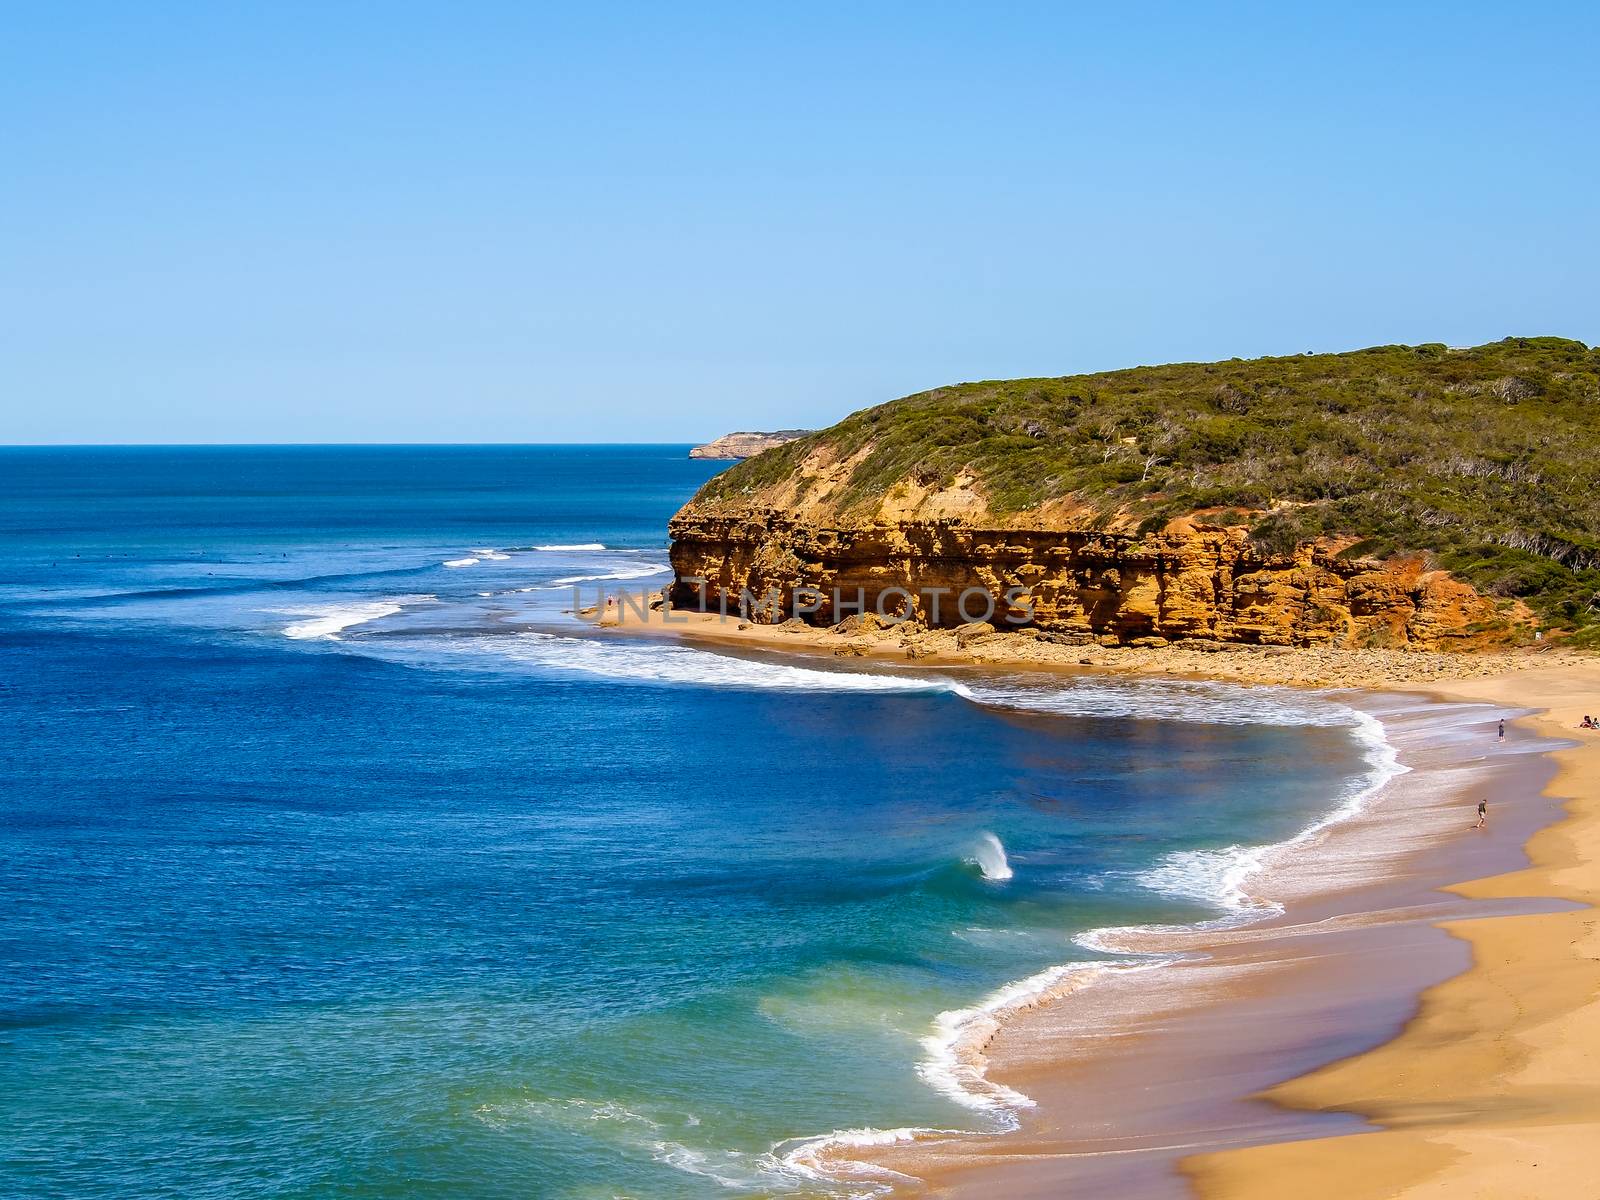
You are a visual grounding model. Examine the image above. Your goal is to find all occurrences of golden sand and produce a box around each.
[1183,663,1600,1200]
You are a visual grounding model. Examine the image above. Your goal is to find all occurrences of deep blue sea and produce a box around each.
[0,447,1380,1199]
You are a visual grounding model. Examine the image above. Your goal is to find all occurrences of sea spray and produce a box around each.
[971,832,1013,882]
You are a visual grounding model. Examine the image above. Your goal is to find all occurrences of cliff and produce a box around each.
[667,508,1511,649]
[668,339,1600,649]
[688,430,813,460]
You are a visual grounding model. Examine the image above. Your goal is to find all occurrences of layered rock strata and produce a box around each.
[667,508,1513,649]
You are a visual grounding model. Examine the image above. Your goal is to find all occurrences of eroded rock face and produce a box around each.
[667,506,1516,649]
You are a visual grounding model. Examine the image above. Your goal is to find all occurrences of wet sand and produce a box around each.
[1183,665,1600,1200]
[598,603,1598,1196]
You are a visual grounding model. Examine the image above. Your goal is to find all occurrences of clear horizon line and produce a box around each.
[0,440,715,449]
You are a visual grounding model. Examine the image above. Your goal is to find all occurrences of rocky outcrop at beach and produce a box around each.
[689,430,813,460]
[667,505,1521,650]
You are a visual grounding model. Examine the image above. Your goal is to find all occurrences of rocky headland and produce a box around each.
[667,339,1599,651]
[688,430,813,459]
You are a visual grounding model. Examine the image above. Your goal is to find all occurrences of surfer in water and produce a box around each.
[1475,798,1488,829]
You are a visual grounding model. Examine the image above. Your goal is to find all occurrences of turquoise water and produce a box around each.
[0,447,1378,1199]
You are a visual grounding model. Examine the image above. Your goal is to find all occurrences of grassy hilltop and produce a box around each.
[696,338,1600,642]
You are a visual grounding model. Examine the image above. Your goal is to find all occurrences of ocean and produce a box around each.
[0,446,1388,1199]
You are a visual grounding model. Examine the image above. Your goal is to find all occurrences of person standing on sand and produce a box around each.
[1498,718,1505,741]
[1476,798,1488,829]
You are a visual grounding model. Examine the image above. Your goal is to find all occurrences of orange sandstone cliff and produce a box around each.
[667,506,1510,650]
[666,425,1525,649]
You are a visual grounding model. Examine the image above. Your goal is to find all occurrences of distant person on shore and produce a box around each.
[1581,715,1595,730]
[1475,798,1488,829]
[1498,718,1505,741]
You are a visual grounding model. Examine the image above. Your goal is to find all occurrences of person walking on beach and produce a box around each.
[1498,718,1505,741]
[1475,798,1488,829]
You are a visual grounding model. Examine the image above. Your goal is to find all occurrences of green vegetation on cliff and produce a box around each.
[698,338,1600,638]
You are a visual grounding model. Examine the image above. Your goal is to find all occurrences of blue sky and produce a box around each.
[2,3,1595,444]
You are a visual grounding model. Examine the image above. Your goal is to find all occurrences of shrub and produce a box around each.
[695,338,1600,631]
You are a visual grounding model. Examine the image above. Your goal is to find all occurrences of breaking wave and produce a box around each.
[970,833,1013,882]
[1122,707,1405,920]
[481,633,960,692]
[276,595,435,640]
[955,674,1367,728]
[549,563,672,586]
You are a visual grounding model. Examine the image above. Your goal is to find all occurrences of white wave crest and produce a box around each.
[442,557,480,568]
[469,548,511,561]
[970,833,1013,882]
[475,1097,847,1194]
[956,675,1363,728]
[906,692,1407,1148]
[777,1126,938,1193]
[277,595,434,640]
[1124,708,1406,921]
[549,563,672,586]
[533,543,607,551]
[473,632,959,694]
[917,957,1170,1114]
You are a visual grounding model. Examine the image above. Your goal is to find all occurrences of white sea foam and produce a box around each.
[956,674,1363,728]
[442,557,480,568]
[970,833,1013,882]
[533,543,608,551]
[958,679,1412,923]
[470,548,512,560]
[445,642,1407,1196]
[791,682,1408,1193]
[1120,707,1407,922]
[917,957,1173,1115]
[277,595,434,640]
[476,632,958,693]
[548,563,672,586]
[777,1126,936,1194]
[476,1096,856,1195]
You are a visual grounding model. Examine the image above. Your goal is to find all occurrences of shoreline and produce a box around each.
[597,604,1597,1196]
[1182,665,1600,1200]
[590,601,1541,690]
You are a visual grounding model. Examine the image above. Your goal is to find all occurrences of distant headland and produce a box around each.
[689,430,813,460]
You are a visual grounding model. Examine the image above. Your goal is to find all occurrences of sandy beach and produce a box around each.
[593,600,1537,690]
[599,601,1599,1197]
[1184,662,1600,1200]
